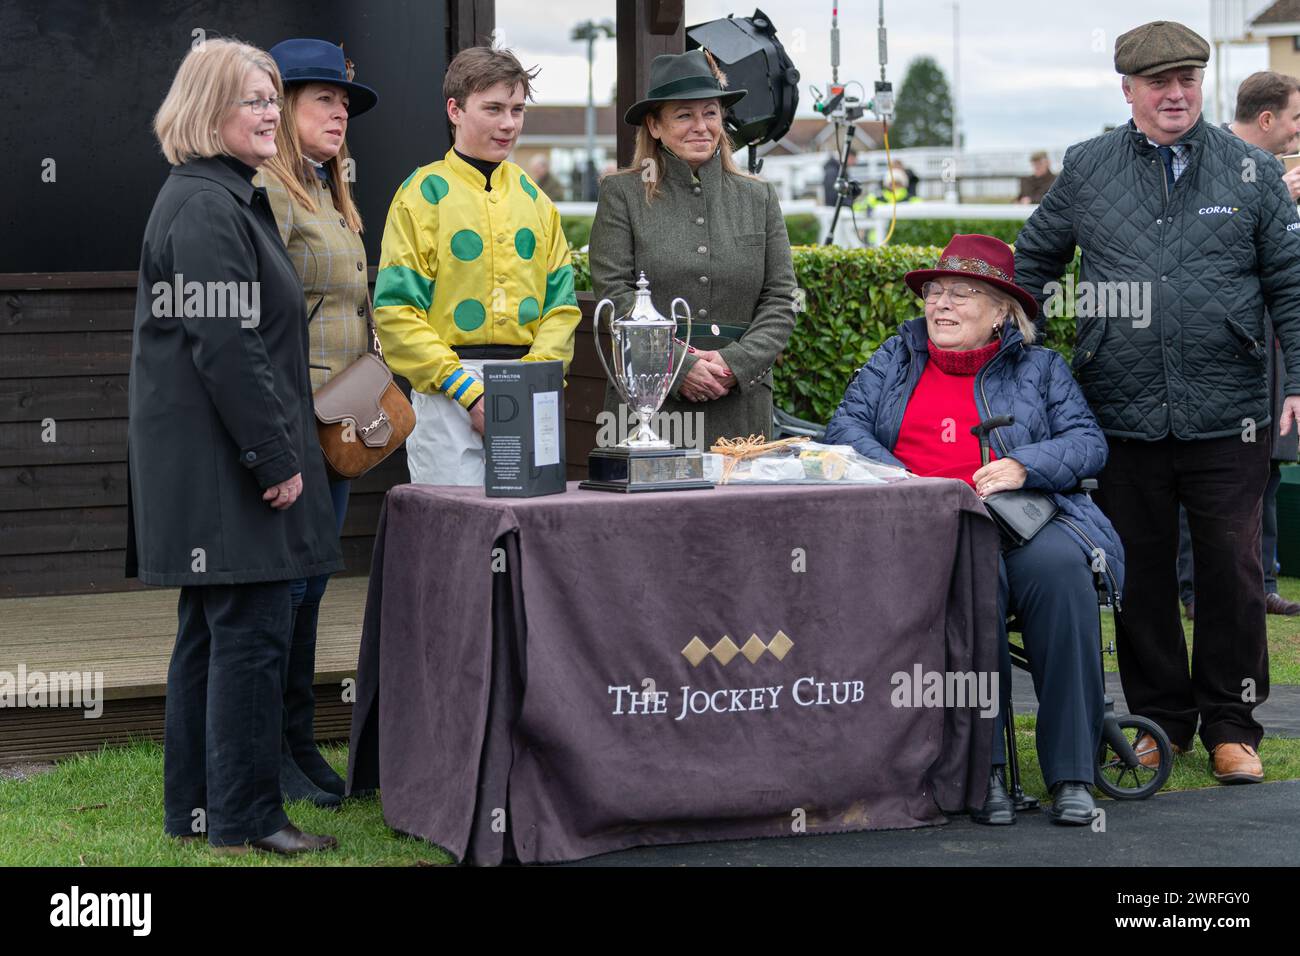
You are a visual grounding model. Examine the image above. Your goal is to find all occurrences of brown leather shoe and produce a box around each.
[210,824,338,856]
[1134,732,1184,769]
[1210,743,1264,784]
[1265,592,1300,616]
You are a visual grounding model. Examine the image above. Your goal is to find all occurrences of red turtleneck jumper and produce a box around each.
[891,339,1000,488]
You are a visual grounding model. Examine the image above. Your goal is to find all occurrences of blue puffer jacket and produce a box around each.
[823,317,1125,601]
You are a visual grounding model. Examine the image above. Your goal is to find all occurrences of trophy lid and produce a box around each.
[624,272,674,326]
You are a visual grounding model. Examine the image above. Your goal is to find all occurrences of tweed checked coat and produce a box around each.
[256,164,371,390]
[588,150,798,447]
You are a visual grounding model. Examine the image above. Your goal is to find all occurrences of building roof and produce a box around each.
[518,106,882,155]
[760,118,884,156]
[522,105,618,136]
[1253,0,1300,26]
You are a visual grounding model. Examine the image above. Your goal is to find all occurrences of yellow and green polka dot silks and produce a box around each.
[372,149,581,409]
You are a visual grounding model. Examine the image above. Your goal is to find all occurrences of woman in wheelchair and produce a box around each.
[823,235,1124,826]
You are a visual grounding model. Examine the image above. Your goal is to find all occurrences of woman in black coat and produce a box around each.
[127,38,343,855]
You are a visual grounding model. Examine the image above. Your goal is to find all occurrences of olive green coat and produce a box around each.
[588,150,797,448]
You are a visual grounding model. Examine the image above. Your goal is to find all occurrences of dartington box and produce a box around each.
[483,360,566,497]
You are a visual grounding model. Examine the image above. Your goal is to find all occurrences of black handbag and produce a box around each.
[981,489,1058,547]
[970,414,1057,547]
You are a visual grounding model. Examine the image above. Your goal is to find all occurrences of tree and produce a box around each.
[890,57,954,148]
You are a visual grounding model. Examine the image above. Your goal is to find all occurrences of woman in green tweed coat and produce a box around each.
[254,38,379,809]
[588,50,797,449]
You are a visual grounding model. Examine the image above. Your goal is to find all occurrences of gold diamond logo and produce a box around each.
[711,636,740,665]
[768,630,794,660]
[741,633,767,663]
[681,636,710,667]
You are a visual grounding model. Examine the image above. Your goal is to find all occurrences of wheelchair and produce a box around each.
[1002,478,1174,806]
[777,404,1175,801]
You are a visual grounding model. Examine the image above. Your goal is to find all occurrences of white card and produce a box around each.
[533,391,560,467]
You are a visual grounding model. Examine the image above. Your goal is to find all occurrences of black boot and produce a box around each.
[284,600,346,797]
[280,739,341,809]
[970,766,1015,825]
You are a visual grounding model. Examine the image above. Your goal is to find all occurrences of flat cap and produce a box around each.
[1114,20,1209,76]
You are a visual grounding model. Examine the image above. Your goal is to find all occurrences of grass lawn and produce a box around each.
[3,577,1298,866]
[1098,575,1300,683]
[2,728,1298,866]
[0,744,453,867]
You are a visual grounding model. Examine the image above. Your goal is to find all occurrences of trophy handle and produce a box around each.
[591,298,626,402]
[669,297,692,390]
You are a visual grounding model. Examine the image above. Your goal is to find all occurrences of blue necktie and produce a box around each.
[1156,145,1176,190]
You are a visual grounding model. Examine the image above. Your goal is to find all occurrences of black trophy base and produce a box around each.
[579,446,713,493]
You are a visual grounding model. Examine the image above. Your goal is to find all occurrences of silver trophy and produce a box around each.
[579,272,712,492]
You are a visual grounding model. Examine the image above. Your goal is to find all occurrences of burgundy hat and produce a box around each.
[904,234,1038,319]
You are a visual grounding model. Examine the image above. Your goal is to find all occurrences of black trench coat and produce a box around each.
[125,156,343,586]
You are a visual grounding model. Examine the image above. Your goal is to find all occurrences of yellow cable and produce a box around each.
[881,122,898,246]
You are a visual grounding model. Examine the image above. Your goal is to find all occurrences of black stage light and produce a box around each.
[686,8,800,171]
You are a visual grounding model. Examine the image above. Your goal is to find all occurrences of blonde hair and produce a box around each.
[260,83,364,232]
[154,38,281,166]
[981,283,1037,345]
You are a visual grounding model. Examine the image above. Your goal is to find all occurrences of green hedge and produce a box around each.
[886,217,1025,248]
[563,213,826,250]
[571,244,1077,425]
[783,213,822,246]
[562,216,594,251]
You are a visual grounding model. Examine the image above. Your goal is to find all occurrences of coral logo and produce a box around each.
[1198,206,1238,215]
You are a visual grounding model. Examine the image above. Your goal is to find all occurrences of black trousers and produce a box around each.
[990,521,1105,788]
[1178,461,1283,601]
[163,581,292,846]
[1098,434,1271,751]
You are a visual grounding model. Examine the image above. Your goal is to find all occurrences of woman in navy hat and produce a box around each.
[255,38,378,808]
[823,235,1126,827]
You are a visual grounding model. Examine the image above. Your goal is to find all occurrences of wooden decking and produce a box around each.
[0,577,367,762]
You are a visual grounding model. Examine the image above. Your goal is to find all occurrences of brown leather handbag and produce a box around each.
[313,306,415,480]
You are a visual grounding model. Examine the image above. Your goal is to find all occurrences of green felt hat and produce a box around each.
[624,50,747,126]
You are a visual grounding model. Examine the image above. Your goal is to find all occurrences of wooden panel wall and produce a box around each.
[0,274,602,598]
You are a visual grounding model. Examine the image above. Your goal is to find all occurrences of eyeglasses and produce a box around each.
[235,95,282,114]
[921,281,985,305]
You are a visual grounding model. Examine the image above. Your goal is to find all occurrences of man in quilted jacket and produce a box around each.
[1015,21,1300,784]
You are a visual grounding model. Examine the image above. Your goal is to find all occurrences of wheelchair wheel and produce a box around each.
[1095,715,1173,800]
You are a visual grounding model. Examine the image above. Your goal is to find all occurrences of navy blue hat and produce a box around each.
[269,38,378,117]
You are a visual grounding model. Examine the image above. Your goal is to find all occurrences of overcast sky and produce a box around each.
[494,0,1274,150]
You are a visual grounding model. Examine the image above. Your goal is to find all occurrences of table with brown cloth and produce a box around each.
[347,480,1001,865]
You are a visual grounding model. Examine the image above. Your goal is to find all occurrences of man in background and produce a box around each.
[529,154,566,201]
[1017,150,1056,203]
[823,147,857,206]
[1178,70,1300,618]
